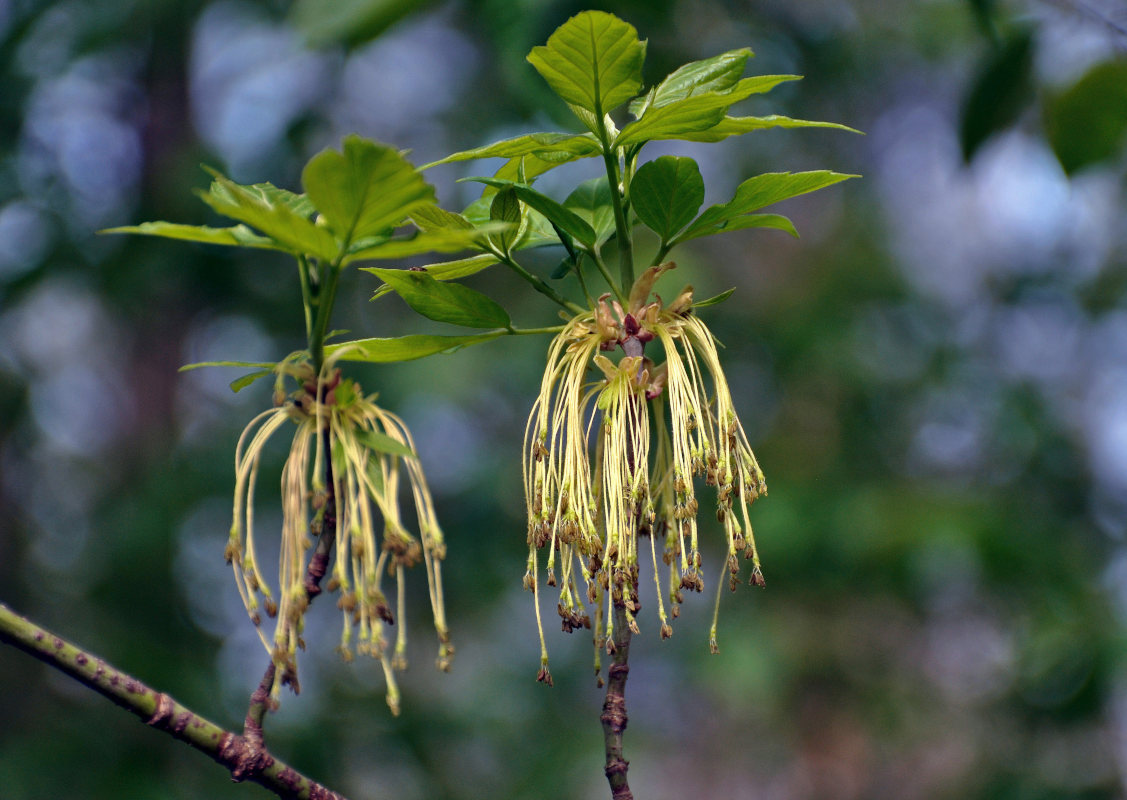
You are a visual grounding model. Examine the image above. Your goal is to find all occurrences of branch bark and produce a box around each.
[599,331,644,800]
[601,602,634,800]
[0,601,348,800]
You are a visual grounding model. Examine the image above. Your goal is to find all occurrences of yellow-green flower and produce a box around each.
[227,350,450,714]
[523,264,766,684]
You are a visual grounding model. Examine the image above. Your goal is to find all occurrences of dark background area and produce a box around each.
[2,1,1127,798]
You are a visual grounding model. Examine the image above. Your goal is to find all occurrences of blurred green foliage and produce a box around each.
[1,1,1126,799]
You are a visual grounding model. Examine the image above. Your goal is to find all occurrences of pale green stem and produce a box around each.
[496,251,585,315]
[596,127,633,290]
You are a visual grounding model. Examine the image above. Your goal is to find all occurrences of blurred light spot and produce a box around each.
[20,51,144,228]
[176,312,275,441]
[334,16,478,141]
[190,2,330,174]
[175,497,246,638]
[404,396,484,495]
[14,2,78,78]
[0,278,131,454]
[923,611,1013,704]
[30,363,129,453]
[0,201,52,280]
[874,105,1114,307]
[1085,368,1127,491]
[992,298,1083,385]
[907,388,994,476]
[0,277,124,366]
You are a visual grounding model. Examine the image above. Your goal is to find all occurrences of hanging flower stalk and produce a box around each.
[523,263,767,683]
[366,9,854,796]
[226,349,451,713]
[110,136,480,716]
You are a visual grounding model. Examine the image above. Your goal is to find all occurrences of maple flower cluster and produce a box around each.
[226,351,451,714]
[523,264,767,685]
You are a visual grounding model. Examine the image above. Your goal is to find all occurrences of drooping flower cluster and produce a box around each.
[227,351,451,714]
[523,264,766,684]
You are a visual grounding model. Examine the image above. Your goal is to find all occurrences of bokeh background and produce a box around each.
[2,0,1127,798]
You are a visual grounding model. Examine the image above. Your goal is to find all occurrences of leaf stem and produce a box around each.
[596,127,634,290]
[0,601,348,800]
[309,264,343,373]
[496,251,585,315]
[297,255,314,342]
[592,250,628,306]
[509,324,567,336]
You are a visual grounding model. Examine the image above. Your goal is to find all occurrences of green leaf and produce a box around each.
[628,48,753,117]
[343,226,506,263]
[693,287,736,308]
[197,172,340,261]
[615,76,801,148]
[230,370,274,393]
[423,132,601,168]
[526,11,646,121]
[490,188,523,252]
[464,177,597,249]
[676,171,855,244]
[247,183,316,217]
[368,267,511,328]
[302,135,435,249]
[354,428,415,458]
[1045,59,1127,174]
[677,213,798,243]
[630,156,704,241]
[410,205,475,232]
[99,221,284,251]
[563,177,616,245]
[367,254,499,299]
[365,453,385,493]
[960,28,1035,161]
[179,360,277,372]
[327,332,506,363]
[676,114,862,143]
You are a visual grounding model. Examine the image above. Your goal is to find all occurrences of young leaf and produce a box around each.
[630,156,705,241]
[179,360,277,372]
[327,332,506,363]
[422,132,601,168]
[368,267,511,329]
[526,11,646,121]
[628,48,753,117]
[410,204,475,232]
[302,135,435,250]
[563,177,616,245]
[344,226,506,264]
[230,369,274,393]
[677,114,862,143]
[197,172,340,261]
[693,287,736,308]
[354,428,415,459]
[464,177,597,249]
[367,254,499,299]
[676,213,798,243]
[100,221,284,251]
[675,171,856,244]
[614,76,801,148]
[247,183,316,217]
[490,187,523,253]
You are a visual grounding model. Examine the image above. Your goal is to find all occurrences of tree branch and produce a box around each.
[601,602,634,800]
[0,601,348,800]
